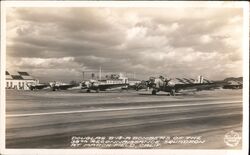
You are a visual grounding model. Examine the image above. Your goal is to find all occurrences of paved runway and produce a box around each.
[5,89,242,149]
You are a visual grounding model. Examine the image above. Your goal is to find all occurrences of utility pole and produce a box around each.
[82,71,85,81]
[99,66,102,81]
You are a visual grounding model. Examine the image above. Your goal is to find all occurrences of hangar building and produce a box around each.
[6,71,38,90]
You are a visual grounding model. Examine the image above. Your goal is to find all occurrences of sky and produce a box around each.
[6,7,243,82]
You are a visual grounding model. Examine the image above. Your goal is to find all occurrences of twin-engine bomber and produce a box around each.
[80,79,128,92]
[137,76,226,95]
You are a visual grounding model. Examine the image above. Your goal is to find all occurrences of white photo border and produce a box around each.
[0,1,249,155]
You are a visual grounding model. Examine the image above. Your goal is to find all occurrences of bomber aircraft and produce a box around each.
[81,79,128,92]
[139,75,224,95]
[49,81,79,91]
[222,80,243,89]
[27,83,50,90]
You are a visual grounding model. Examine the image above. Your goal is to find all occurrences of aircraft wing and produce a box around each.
[57,84,76,90]
[28,84,50,90]
[34,85,49,89]
[174,82,225,92]
[98,83,128,90]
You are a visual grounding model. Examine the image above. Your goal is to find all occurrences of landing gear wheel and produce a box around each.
[136,87,139,91]
[87,89,90,93]
[170,89,175,96]
[152,89,157,95]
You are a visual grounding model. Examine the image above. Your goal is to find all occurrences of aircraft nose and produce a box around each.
[92,82,99,87]
[81,82,86,87]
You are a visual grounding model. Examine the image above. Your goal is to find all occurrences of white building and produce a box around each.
[6,71,39,90]
[100,74,141,86]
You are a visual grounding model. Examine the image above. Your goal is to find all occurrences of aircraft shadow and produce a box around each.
[138,93,195,96]
[78,90,129,94]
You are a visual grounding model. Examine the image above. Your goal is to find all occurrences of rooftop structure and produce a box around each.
[5,71,38,90]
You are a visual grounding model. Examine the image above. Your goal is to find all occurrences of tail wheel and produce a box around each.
[152,89,157,95]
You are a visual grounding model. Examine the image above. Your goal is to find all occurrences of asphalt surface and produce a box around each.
[5,89,242,149]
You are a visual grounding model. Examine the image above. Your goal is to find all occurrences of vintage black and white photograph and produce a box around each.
[0,1,249,154]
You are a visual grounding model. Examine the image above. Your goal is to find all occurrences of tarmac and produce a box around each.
[5,89,242,149]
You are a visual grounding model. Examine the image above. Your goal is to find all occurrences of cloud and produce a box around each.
[6,7,243,82]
